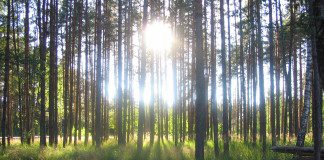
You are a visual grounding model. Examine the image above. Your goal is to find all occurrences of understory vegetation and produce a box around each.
[0,138,295,160]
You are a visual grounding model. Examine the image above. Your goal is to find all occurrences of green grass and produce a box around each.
[0,138,294,160]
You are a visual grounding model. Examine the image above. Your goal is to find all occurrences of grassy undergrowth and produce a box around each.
[0,138,293,160]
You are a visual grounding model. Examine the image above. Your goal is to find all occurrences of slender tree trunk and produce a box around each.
[74,0,83,145]
[117,0,125,145]
[248,0,257,144]
[256,0,266,158]
[210,0,219,155]
[227,0,232,135]
[24,0,31,145]
[194,0,206,158]
[220,0,229,154]
[2,0,10,148]
[95,0,102,147]
[268,0,276,146]
[296,40,312,147]
[38,0,47,147]
[49,0,58,146]
[239,0,247,143]
[137,0,148,151]
[84,0,90,145]
[274,0,280,141]
[298,43,303,129]
[149,53,155,145]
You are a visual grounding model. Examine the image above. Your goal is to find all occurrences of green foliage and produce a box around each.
[0,139,293,160]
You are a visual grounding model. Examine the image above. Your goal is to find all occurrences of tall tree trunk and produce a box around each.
[274,0,281,141]
[256,0,266,158]
[239,0,247,143]
[123,0,129,143]
[49,0,58,146]
[38,0,47,147]
[227,0,232,135]
[288,0,296,138]
[84,0,90,145]
[296,40,312,147]
[193,0,206,158]
[95,0,102,147]
[69,0,76,145]
[248,0,257,144]
[2,0,10,148]
[292,2,299,137]
[210,0,219,155]
[137,0,148,151]
[172,12,178,146]
[117,0,125,145]
[221,0,229,155]
[309,1,323,159]
[268,0,276,146]
[74,0,83,145]
[24,0,31,145]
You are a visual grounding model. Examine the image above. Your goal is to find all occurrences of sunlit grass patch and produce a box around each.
[0,138,296,160]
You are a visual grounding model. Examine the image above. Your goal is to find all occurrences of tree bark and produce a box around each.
[2,0,10,148]
[95,0,102,147]
[194,0,206,158]
[268,0,276,146]
[256,0,266,158]
[137,0,148,151]
[210,0,219,155]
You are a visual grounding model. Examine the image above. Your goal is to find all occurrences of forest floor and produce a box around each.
[0,137,295,160]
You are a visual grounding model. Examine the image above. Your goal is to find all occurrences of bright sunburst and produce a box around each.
[145,21,173,52]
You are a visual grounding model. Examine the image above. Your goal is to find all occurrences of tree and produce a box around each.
[137,0,148,151]
[292,0,298,137]
[49,0,58,146]
[38,0,47,147]
[256,0,266,158]
[95,0,102,147]
[24,0,31,145]
[296,40,312,147]
[172,4,178,146]
[210,0,219,155]
[194,0,206,158]
[74,0,83,145]
[2,0,10,148]
[69,0,75,145]
[274,0,281,141]
[248,0,257,144]
[268,0,276,146]
[239,0,247,143]
[84,0,90,145]
[220,0,229,155]
[309,1,323,159]
[227,0,232,135]
[117,0,125,145]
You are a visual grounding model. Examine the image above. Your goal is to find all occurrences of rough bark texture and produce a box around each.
[194,0,206,159]
[296,40,312,147]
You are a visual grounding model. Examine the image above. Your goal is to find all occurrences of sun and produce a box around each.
[145,21,173,52]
